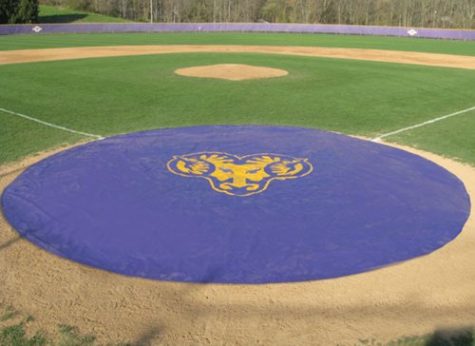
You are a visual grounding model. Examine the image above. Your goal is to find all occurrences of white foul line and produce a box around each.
[372,105,475,142]
[0,107,104,140]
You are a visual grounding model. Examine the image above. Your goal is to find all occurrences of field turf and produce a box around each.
[0,33,474,167]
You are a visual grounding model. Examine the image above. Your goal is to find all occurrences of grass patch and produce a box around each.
[38,5,130,24]
[57,325,95,346]
[0,305,18,322]
[0,323,46,346]
[0,318,95,346]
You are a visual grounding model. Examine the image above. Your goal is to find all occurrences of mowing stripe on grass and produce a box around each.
[0,107,104,140]
[372,105,475,142]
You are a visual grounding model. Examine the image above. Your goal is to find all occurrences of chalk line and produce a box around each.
[0,107,104,140]
[372,105,475,142]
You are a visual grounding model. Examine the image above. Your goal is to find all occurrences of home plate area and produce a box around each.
[1,126,470,284]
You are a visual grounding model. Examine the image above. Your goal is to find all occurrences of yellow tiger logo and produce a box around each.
[167,152,313,196]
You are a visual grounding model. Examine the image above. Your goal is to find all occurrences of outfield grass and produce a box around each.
[0,51,474,165]
[0,32,474,56]
[38,5,130,24]
[393,110,475,164]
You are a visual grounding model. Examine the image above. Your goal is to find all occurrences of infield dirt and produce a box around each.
[1,45,475,70]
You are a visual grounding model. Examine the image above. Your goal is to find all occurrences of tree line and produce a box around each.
[42,0,475,28]
[3,0,475,29]
[1,0,39,24]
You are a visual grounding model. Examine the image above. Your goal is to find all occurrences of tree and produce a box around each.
[0,0,19,24]
[0,0,39,24]
[14,0,39,23]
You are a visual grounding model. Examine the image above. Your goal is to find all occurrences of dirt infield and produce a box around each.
[175,63,288,80]
[1,45,475,69]
[0,141,473,345]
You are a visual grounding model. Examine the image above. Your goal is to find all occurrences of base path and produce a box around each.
[1,45,475,69]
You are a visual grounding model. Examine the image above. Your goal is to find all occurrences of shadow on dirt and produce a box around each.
[130,326,163,346]
[0,236,20,252]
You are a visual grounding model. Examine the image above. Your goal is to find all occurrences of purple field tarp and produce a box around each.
[2,126,470,283]
[1,22,474,40]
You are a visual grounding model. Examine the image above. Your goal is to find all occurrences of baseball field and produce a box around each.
[0,31,475,345]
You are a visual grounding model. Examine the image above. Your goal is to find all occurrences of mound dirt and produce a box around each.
[175,63,288,81]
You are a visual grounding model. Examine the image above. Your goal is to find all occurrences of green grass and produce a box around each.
[57,325,95,346]
[0,324,46,346]
[38,5,130,24]
[0,323,95,346]
[0,113,83,164]
[1,52,474,164]
[0,306,46,346]
[0,305,18,322]
[0,305,96,346]
[390,107,475,164]
[0,32,474,56]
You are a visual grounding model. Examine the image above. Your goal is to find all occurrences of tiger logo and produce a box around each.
[167,152,313,196]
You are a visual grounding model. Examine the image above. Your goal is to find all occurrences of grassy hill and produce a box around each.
[38,5,131,23]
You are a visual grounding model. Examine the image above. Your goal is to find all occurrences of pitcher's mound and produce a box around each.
[175,64,288,81]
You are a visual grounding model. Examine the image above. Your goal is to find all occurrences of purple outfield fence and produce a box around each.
[0,23,474,40]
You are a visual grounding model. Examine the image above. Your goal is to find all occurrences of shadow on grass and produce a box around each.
[359,327,474,345]
[38,13,88,24]
[425,327,474,346]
